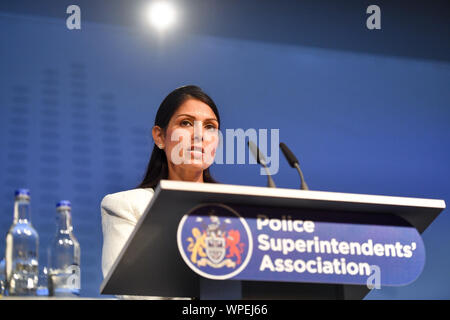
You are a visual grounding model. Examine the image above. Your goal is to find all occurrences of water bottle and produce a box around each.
[5,189,39,296]
[48,200,81,297]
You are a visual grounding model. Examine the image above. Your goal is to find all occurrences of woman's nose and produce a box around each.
[193,121,203,142]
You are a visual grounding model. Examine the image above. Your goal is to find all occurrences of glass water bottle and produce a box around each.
[48,200,81,297]
[5,189,39,296]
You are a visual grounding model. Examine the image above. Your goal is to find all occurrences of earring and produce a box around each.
[158,144,164,149]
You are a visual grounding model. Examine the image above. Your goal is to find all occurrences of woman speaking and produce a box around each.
[100,85,221,279]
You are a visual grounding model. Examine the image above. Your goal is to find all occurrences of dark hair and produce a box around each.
[137,85,221,189]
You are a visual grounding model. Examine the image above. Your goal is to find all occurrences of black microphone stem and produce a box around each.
[262,164,276,188]
[294,163,309,190]
[248,140,276,188]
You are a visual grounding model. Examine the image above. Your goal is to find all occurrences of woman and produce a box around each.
[100,85,221,279]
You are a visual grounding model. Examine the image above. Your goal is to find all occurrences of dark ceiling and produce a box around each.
[1,0,449,62]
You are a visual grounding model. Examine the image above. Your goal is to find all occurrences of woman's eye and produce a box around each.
[206,125,217,131]
[180,120,192,127]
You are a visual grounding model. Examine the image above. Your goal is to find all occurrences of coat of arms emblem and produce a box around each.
[185,213,245,269]
[178,204,253,280]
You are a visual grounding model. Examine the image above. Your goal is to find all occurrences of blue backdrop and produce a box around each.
[0,11,448,299]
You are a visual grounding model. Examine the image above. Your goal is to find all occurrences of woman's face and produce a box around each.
[156,98,220,173]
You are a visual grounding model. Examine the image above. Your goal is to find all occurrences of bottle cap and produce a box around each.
[15,189,30,199]
[56,200,71,210]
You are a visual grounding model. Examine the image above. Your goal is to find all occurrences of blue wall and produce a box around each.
[0,12,449,298]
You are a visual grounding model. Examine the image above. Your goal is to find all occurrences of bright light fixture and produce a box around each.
[147,1,176,30]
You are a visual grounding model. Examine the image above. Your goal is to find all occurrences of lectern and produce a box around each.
[100,180,445,299]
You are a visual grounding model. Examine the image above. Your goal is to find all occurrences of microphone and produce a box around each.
[248,140,276,188]
[280,142,309,190]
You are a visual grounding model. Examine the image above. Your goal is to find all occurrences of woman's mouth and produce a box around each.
[188,145,204,157]
[190,145,204,153]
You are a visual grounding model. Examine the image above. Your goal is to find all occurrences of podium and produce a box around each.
[100,180,445,300]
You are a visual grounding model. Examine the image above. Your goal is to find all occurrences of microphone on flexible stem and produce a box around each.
[280,142,309,190]
[248,140,276,188]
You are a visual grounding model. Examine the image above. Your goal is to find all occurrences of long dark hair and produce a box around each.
[137,85,221,189]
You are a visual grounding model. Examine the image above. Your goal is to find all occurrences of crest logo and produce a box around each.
[177,204,253,280]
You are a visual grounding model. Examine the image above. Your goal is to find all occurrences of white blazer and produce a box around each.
[100,187,155,279]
